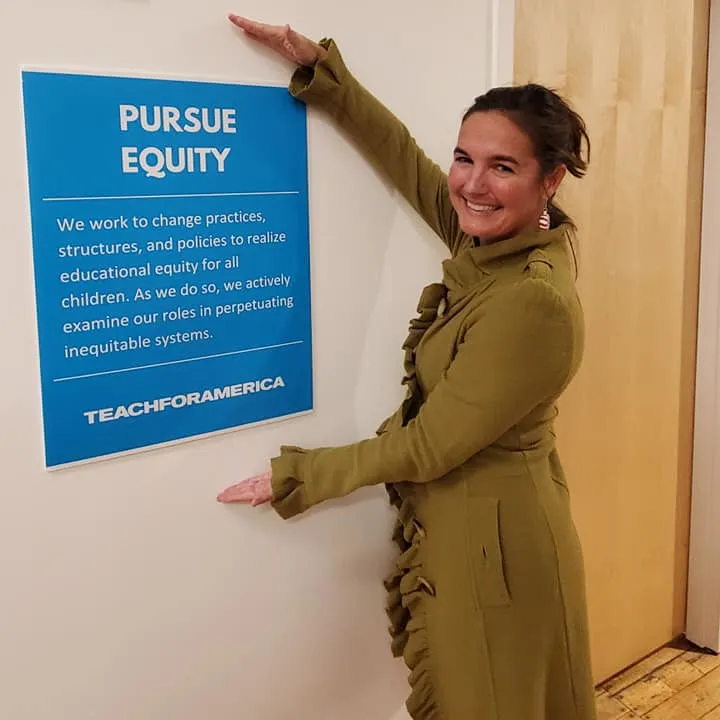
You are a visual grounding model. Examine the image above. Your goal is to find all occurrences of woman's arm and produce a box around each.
[216,279,575,510]
[269,279,578,518]
[228,16,463,254]
[289,40,461,253]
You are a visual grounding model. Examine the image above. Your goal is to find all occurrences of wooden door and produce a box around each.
[513,0,710,681]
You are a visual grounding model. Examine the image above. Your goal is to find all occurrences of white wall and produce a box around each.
[0,1,509,719]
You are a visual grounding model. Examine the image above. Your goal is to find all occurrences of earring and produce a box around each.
[539,202,550,231]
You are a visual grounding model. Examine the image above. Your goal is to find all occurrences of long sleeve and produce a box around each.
[270,278,578,519]
[289,39,463,255]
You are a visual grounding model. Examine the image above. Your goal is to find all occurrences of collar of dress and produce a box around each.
[441,224,572,297]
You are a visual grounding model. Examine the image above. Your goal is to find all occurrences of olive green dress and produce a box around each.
[270,40,597,720]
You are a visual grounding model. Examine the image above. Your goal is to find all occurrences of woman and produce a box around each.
[218,15,596,720]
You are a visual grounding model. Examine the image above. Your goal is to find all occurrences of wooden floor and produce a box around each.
[597,640,720,719]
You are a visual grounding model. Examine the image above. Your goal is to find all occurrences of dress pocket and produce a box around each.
[466,497,511,609]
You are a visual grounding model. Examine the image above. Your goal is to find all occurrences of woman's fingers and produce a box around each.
[217,471,272,505]
[228,14,323,66]
[216,479,255,503]
[229,15,282,43]
[228,14,261,34]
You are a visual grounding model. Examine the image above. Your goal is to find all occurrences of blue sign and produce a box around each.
[21,70,313,467]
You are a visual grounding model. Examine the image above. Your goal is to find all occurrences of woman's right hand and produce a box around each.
[228,14,327,68]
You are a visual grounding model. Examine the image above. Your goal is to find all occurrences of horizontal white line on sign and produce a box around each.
[42,191,301,202]
[53,340,305,382]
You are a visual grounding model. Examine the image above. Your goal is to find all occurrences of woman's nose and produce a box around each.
[464,168,488,195]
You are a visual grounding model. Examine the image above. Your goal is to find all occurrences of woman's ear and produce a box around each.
[544,164,567,200]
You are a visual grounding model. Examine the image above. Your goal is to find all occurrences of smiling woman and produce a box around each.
[217,14,595,720]
[449,85,589,243]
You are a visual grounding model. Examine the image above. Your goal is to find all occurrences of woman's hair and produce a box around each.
[463,83,590,229]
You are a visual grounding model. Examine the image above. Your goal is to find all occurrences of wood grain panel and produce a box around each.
[514,0,710,681]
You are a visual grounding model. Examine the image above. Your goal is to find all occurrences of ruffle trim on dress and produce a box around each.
[384,494,441,720]
[383,282,447,719]
[400,283,447,425]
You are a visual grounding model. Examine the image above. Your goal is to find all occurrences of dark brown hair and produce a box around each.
[463,83,590,229]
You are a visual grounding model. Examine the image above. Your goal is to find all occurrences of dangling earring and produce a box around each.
[539,201,550,231]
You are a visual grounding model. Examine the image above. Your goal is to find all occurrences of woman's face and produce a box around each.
[447,111,565,242]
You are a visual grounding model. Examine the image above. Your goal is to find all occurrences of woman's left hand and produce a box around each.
[216,470,273,506]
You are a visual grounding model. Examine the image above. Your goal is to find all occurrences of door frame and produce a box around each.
[687,0,720,655]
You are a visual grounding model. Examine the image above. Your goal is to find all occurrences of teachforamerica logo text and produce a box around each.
[83,376,286,424]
